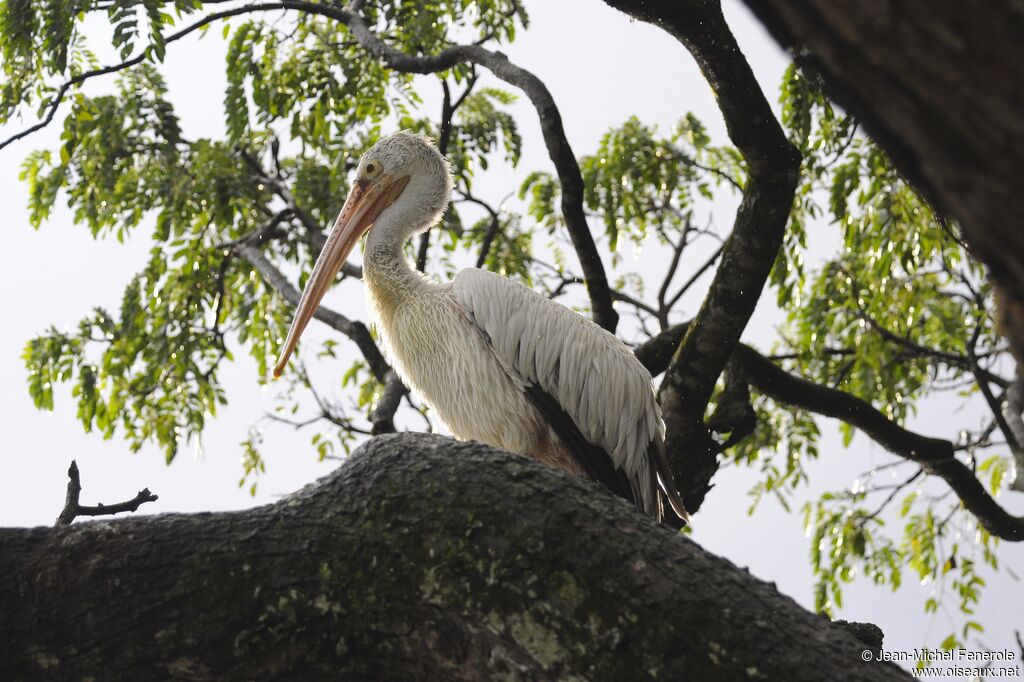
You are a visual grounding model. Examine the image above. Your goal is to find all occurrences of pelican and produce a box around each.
[273,132,690,523]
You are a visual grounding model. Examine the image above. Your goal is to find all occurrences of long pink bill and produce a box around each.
[272,173,409,379]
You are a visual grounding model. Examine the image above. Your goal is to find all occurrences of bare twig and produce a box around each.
[455,186,508,268]
[55,461,158,526]
[664,243,725,312]
[533,262,658,317]
[287,361,375,434]
[657,227,689,330]
[217,207,294,251]
[964,323,1022,460]
[953,418,1001,454]
[860,470,923,524]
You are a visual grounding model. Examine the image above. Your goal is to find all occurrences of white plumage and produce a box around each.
[275,132,689,523]
[452,268,663,513]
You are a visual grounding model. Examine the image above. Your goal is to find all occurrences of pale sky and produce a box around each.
[0,1,1020,676]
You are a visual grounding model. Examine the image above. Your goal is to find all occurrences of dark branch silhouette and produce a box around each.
[635,326,1024,541]
[602,0,801,512]
[1,0,617,333]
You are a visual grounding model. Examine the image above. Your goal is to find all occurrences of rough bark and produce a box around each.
[735,0,1024,362]
[2,433,909,681]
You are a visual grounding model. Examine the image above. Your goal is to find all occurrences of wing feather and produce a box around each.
[453,268,685,519]
[523,383,637,507]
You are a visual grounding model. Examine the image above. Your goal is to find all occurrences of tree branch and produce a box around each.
[237,148,363,279]
[55,461,158,526]
[370,371,407,436]
[634,325,1024,541]
[634,322,689,376]
[735,346,1024,541]
[236,243,401,431]
[656,229,688,329]
[860,471,923,525]
[603,0,801,512]
[851,293,1008,389]
[458,187,504,269]
[288,359,374,434]
[5,434,911,681]
[664,243,725,312]
[416,73,473,273]
[217,206,294,251]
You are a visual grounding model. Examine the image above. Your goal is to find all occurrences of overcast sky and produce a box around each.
[1,1,1021,676]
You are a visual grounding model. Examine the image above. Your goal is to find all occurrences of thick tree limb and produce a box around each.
[54,461,157,526]
[370,370,408,436]
[634,322,689,375]
[634,326,1024,541]
[602,0,801,512]
[2,434,909,681]
[736,348,954,464]
[736,346,1024,541]
[736,0,1024,365]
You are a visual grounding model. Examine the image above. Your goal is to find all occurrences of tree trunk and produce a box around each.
[2,433,908,680]
[734,0,1024,361]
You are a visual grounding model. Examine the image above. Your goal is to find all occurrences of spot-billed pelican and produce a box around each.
[274,132,690,523]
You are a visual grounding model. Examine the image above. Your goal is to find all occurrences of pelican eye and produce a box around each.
[365,162,377,175]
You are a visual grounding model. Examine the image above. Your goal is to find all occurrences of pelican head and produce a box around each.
[273,132,451,378]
